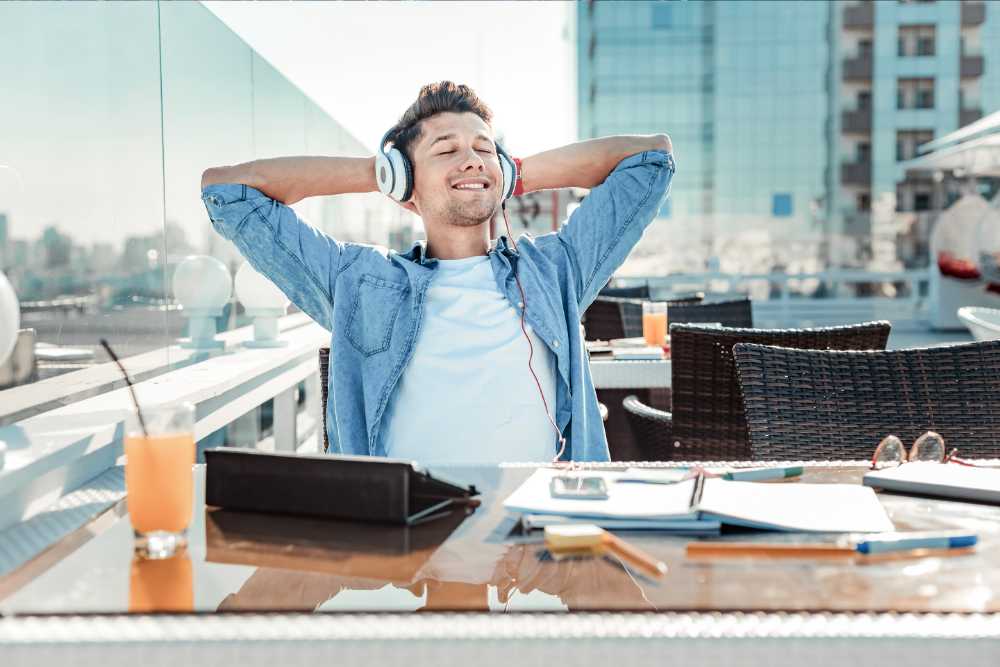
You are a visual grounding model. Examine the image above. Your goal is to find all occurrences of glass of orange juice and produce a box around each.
[125,402,195,559]
[642,301,667,347]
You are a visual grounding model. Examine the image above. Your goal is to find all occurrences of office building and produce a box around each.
[577,0,998,272]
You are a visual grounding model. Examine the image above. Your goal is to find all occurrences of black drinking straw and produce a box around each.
[99,338,149,438]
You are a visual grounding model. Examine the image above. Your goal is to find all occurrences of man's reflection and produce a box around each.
[217,543,656,612]
[129,549,194,613]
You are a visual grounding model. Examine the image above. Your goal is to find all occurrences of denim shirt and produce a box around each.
[202,149,675,462]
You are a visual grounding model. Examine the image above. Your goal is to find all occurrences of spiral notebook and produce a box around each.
[504,469,894,533]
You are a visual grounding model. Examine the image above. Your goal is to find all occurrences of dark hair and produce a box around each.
[390,81,493,162]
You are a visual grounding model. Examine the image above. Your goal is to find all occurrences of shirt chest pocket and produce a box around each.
[346,274,409,357]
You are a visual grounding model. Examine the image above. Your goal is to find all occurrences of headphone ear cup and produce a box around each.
[375,151,395,198]
[496,148,516,202]
[384,148,413,202]
[399,151,414,202]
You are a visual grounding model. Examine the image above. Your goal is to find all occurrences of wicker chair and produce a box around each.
[583,294,703,341]
[599,284,650,299]
[319,346,330,452]
[622,321,891,461]
[734,339,1000,460]
[668,297,754,328]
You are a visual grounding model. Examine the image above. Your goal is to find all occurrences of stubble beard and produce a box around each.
[437,196,499,228]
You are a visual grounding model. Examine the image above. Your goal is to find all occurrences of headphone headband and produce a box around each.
[374,127,517,204]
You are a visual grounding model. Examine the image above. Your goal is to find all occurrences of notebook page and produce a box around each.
[698,478,895,533]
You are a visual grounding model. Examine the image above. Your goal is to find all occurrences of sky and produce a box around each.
[203,1,578,157]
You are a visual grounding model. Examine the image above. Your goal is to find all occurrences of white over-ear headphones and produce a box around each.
[375,128,518,203]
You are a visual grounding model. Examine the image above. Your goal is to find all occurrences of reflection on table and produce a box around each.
[3,464,1000,616]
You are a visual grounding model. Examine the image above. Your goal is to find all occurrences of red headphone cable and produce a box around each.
[501,202,568,463]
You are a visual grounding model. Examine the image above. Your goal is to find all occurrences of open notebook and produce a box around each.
[864,463,1000,504]
[504,469,894,533]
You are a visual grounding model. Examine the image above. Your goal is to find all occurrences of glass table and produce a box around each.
[2,463,1000,664]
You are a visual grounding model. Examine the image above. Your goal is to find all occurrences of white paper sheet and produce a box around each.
[698,478,895,533]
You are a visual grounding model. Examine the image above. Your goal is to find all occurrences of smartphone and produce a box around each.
[549,475,609,500]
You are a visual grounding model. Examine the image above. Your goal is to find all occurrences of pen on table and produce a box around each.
[615,465,804,485]
[720,466,804,482]
[686,532,978,559]
[855,531,977,554]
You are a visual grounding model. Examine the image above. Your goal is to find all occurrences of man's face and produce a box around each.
[408,111,502,227]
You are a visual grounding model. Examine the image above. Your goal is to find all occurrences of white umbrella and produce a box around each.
[920,108,1000,153]
[902,133,1000,177]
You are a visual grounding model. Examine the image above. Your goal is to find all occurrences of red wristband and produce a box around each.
[512,157,525,197]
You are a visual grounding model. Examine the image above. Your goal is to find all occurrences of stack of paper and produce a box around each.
[504,469,895,534]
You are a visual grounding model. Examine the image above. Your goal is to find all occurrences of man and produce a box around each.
[202,81,674,463]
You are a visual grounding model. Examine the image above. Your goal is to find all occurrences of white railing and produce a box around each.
[0,312,320,425]
[0,313,328,537]
[615,268,932,329]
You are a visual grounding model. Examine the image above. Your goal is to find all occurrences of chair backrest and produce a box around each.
[734,339,1000,460]
[583,294,704,341]
[669,321,891,460]
[668,297,754,328]
[599,284,650,299]
[622,394,675,461]
[582,298,633,340]
[319,346,330,453]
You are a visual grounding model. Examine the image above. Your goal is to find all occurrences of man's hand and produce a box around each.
[200,156,378,205]
[518,134,671,193]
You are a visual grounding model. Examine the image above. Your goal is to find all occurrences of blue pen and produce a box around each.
[856,532,978,555]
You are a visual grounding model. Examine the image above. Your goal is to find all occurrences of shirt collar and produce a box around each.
[402,237,519,266]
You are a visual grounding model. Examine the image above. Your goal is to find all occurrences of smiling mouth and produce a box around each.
[451,181,490,192]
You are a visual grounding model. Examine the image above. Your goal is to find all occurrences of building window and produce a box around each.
[858,39,873,58]
[897,78,935,109]
[914,192,932,211]
[917,86,934,109]
[772,193,793,217]
[652,4,672,29]
[858,90,872,110]
[857,142,871,163]
[896,129,935,161]
[898,25,935,57]
[857,193,872,212]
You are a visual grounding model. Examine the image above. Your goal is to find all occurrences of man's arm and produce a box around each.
[518,134,671,193]
[523,135,675,310]
[200,155,380,329]
[201,156,378,206]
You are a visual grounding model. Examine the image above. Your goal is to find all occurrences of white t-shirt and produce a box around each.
[382,255,558,464]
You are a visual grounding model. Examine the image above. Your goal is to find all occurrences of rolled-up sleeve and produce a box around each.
[202,183,346,329]
[555,150,675,309]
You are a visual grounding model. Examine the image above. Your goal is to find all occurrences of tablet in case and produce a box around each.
[204,447,480,525]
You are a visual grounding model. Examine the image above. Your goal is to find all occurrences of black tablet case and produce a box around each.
[204,447,479,525]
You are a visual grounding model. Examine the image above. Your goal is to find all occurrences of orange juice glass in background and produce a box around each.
[642,301,668,347]
[125,402,195,559]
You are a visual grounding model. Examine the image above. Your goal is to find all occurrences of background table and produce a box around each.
[589,358,671,389]
[589,358,671,459]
